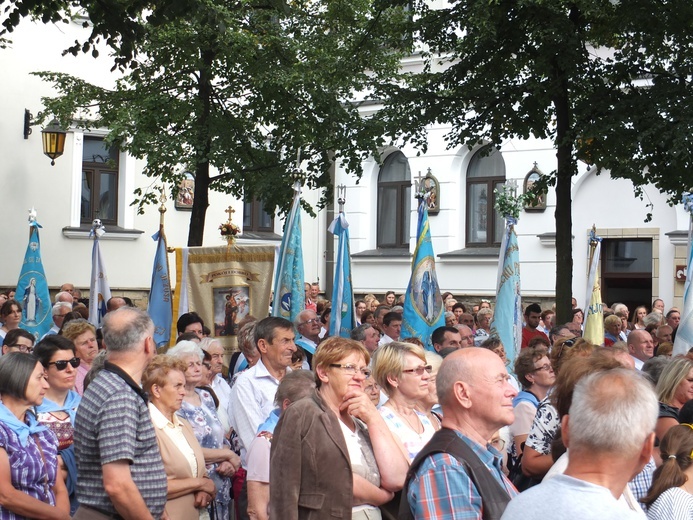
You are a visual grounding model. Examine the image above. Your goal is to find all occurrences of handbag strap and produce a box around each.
[32,433,51,502]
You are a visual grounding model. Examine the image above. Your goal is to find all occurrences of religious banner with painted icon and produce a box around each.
[171,244,274,356]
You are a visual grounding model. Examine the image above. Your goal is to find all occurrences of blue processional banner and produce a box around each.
[272,184,305,324]
[489,220,522,368]
[402,199,445,349]
[16,219,52,339]
[674,194,693,356]
[329,212,355,338]
[148,229,173,348]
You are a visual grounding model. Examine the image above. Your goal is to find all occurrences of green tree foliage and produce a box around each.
[374,0,693,322]
[30,0,408,245]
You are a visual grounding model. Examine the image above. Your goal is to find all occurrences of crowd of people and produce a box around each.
[0,282,692,519]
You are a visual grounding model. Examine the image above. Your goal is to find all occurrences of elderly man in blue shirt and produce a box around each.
[403,347,518,519]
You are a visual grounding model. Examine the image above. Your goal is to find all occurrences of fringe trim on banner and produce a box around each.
[187,252,275,264]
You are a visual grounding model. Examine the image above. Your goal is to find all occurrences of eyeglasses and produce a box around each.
[7,344,33,353]
[47,357,81,371]
[402,365,433,376]
[329,364,372,378]
[490,438,506,451]
[300,318,320,326]
[532,364,554,373]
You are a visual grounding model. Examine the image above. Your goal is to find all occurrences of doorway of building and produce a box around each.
[601,238,653,312]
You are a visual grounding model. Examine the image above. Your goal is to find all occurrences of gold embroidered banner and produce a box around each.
[172,245,275,356]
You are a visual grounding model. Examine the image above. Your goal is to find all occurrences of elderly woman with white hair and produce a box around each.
[168,341,241,520]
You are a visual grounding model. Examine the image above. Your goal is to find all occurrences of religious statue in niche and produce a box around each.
[175,172,195,210]
[415,168,440,214]
[523,163,547,211]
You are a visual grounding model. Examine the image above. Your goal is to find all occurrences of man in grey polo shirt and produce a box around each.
[73,307,166,520]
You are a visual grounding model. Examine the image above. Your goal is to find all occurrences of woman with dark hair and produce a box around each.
[0,352,70,519]
[270,337,408,520]
[642,424,693,516]
[33,335,82,514]
[0,299,23,342]
[360,310,376,327]
[1,328,35,355]
[384,291,396,307]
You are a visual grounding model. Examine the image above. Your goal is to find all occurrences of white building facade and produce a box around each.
[336,112,689,312]
[1,19,687,314]
[0,19,328,301]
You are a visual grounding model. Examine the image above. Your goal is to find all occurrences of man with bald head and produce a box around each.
[627,329,655,370]
[403,348,518,519]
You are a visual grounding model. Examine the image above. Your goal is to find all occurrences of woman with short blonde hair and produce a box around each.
[372,342,436,463]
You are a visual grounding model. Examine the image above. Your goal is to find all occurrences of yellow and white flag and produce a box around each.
[583,229,604,345]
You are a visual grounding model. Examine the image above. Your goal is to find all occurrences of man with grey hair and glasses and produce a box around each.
[502,369,657,520]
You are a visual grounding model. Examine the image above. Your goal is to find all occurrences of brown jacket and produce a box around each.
[154,416,209,520]
[269,391,353,519]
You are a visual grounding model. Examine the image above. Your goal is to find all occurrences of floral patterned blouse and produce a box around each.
[524,397,560,455]
[176,389,231,520]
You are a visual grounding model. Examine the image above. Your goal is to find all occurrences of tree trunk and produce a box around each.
[187,51,214,247]
[553,88,575,325]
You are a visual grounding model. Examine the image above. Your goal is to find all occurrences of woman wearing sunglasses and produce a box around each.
[372,342,436,464]
[270,337,408,520]
[33,335,82,515]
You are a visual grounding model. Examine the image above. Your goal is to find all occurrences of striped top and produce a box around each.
[0,423,59,519]
[74,363,167,518]
[647,487,693,520]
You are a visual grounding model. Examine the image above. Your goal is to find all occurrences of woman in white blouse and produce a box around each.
[143,355,216,520]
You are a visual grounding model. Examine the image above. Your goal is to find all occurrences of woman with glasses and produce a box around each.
[33,335,82,515]
[142,355,216,520]
[522,340,596,480]
[642,424,693,517]
[417,351,444,430]
[168,342,240,520]
[61,319,98,395]
[0,300,23,342]
[372,342,436,464]
[270,337,408,520]
[508,347,555,490]
[0,352,71,519]
[1,328,35,355]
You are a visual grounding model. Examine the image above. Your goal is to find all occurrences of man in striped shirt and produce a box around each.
[73,308,167,520]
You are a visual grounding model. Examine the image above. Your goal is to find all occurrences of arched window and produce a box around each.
[466,146,505,246]
[377,152,411,249]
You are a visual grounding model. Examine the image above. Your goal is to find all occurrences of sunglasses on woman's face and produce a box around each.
[47,357,81,371]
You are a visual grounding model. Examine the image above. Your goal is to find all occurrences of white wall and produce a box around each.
[0,19,326,293]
